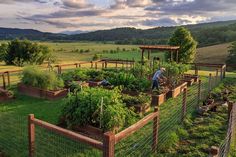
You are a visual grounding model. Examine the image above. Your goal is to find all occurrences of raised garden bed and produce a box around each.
[181,77,195,86]
[151,93,167,106]
[167,82,187,98]
[18,83,68,100]
[184,74,199,82]
[72,125,104,140]
[86,80,102,87]
[0,88,13,102]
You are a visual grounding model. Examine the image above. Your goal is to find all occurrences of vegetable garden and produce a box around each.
[0,59,235,157]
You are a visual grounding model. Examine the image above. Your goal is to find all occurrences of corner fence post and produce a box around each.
[28,114,35,157]
[181,88,187,122]
[103,132,115,157]
[152,107,159,152]
[220,68,223,80]
[197,80,202,105]
[208,73,212,92]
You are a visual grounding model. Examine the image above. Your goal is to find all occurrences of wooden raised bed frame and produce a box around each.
[167,82,188,98]
[182,78,195,86]
[151,93,167,106]
[86,80,102,87]
[127,103,151,116]
[18,83,68,100]
[0,88,13,102]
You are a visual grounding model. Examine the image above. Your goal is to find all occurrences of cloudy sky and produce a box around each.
[0,0,236,33]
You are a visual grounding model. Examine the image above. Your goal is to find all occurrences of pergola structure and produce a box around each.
[139,45,180,62]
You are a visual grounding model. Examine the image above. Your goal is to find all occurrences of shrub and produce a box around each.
[22,66,64,90]
[61,87,137,132]
[3,39,52,66]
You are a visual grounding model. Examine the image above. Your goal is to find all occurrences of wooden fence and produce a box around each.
[28,108,159,157]
[0,59,135,89]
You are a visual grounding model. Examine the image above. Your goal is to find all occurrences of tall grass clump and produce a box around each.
[22,66,64,90]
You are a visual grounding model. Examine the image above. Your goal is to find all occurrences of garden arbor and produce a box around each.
[139,45,180,62]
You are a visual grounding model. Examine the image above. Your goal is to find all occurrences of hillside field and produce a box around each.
[0,41,232,65]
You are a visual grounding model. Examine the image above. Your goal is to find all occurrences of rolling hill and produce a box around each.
[1,20,236,47]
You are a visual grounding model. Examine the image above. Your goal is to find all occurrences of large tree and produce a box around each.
[2,39,52,66]
[169,27,197,63]
[226,42,236,67]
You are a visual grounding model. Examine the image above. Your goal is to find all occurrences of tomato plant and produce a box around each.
[61,87,137,132]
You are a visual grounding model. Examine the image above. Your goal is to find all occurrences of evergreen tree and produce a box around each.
[226,42,236,67]
[169,27,197,63]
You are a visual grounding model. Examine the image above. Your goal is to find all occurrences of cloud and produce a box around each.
[26,9,106,19]
[148,0,236,15]
[61,0,93,9]
[111,0,152,9]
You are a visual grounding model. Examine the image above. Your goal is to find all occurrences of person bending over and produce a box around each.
[152,68,166,90]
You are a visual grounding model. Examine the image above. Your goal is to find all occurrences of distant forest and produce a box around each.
[1,20,236,47]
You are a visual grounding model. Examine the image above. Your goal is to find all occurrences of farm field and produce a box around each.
[0,41,231,64]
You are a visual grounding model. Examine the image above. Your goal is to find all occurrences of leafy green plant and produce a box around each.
[163,62,190,88]
[61,87,137,132]
[22,66,64,90]
[122,93,150,107]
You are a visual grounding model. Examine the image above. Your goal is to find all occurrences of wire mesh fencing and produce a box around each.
[219,103,236,157]
[34,125,102,157]
[0,113,28,157]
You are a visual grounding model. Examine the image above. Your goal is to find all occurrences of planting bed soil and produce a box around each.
[0,88,13,102]
[18,83,68,100]
[167,82,187,98]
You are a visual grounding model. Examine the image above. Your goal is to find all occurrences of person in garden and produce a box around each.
[152,68,167,90]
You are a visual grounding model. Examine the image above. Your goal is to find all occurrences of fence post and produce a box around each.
[209,146,219,157]
[75,63,78,68]
[2,74,6,90]
[208,73,212,92]
[220,68,223,80]
[197,80,202,104]
[6,71,10,87]
[223,65,226,78]
[28,114,35,157]
[91,61,93,68]
[194,64,198,75]
[152,107,159,152]
[103,132,115,157]
[181,88,187,121]
[228,101,233,121]
[216,69,219,84]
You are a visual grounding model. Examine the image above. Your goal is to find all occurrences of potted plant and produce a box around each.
[18,66,67,100]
